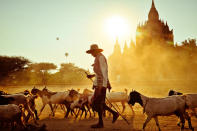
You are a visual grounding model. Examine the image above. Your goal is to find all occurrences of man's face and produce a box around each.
[91,52,97,57]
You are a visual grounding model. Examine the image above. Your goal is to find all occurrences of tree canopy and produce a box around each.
[0,56,29,83]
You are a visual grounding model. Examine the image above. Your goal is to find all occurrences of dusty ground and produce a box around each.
[1,84,197,131]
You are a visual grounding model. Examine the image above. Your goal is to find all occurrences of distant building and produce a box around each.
[108,0,197,83]
[136,0,174,47]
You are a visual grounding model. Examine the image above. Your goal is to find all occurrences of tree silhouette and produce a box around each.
[0,56,29,84]
[30,62,57,85]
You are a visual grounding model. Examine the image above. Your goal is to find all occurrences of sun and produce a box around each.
[105,16,130,39]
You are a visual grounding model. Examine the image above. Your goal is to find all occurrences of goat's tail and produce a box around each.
[124,88,128,95]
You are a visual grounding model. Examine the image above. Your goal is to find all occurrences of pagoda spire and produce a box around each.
[113,37,121,55]
[123,41,128,51]
[123,41,129,55]
[148,0,159,21]
[152,0,155,8]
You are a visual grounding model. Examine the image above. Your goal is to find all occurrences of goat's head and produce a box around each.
[31,87,40,95]
[168,90,183,96]
[69,89,78,98]
[128,90,143,106]
[42,86,48,91]
[24,90,30,96]
[0,90,8,95]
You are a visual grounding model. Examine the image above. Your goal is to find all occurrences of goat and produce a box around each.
[31,87,80,118]
[1,90,39,122]
[0,104,25,130]
[0,90,9,95]
[70,94,93,118]
[169,90,197,118]
[106,89,134,114]
[0,94,37,124]
[31,87,57,117]
[128,90,193,131]
[25,94,39,121]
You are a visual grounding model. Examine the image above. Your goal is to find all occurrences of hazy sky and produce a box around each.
[0,0,196,70]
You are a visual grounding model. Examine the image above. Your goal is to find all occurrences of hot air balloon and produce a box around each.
[65,52,69,57]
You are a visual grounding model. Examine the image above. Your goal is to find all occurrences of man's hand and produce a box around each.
[108,87,111,92]
[87,74,95,79]
[92,85,96,90]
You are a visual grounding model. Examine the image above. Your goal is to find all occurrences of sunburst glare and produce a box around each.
[105,16,131,40]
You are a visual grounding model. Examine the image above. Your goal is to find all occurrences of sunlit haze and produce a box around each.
[105,16,133,41]
[0,0,196,71]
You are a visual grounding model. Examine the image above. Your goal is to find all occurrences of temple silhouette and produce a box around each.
[136,0,174,47]
[108,0,197,83]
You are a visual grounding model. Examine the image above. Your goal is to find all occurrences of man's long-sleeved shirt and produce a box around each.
[93,53,108,88]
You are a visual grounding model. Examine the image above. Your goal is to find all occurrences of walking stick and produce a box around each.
[84,72,130,125]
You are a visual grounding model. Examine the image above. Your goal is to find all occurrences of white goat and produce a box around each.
[31,87,58,116]
[0,104,25,129]
[31,87,80,117]
[106,89,134,114]
[70,89,95,118]
[128,90,193,131]
[72,88,135,117]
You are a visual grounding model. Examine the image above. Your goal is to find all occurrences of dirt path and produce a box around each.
[2,85,197,131]
[36,105,197,131]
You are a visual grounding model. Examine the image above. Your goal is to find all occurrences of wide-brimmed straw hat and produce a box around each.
[86,44,103,54]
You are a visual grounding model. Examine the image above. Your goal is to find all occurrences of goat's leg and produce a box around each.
[86,104,91,118]
[76,109,81,118]
[31,105,39,120]
[71,109,74,116]
[93,110,96,117]
[128,104,135,115]
[184,112,194,131]
[154,116,161,131]
[191,108,197,118]
[25,113,31,123]
[34,110,39,120]
[17,115,26,129]
[142,116,152,131]
[60,104,66,113]
[70,108,77,117]
[11,122,15,131]
[121,102,126,113]
[80,109,84,119]
[49,103,55,117]
[179,114,185,130]
[82,106,87,118]
[65,106,71,118]
[24,104,37,125]
[53,104,58,114]
[74,109,79,117]
[39,104,46,116]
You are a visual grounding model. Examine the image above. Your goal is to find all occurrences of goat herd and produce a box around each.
[0,87,197,131]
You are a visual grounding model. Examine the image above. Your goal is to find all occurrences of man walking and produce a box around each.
[86,44,119,128]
